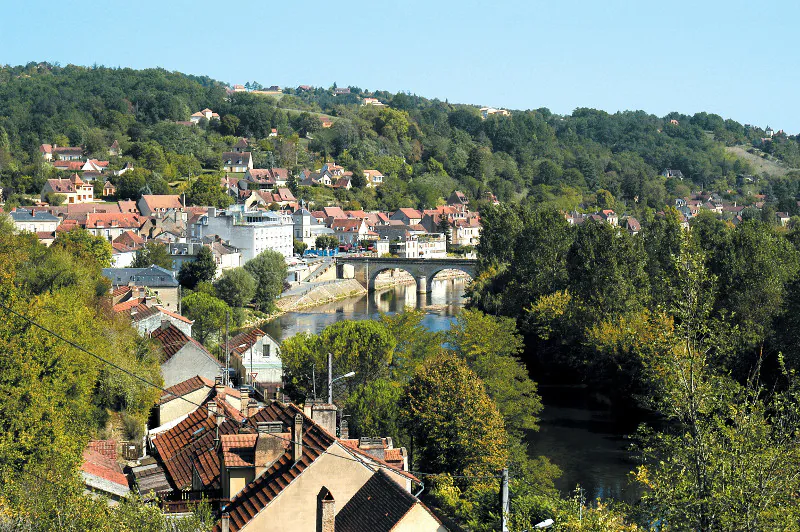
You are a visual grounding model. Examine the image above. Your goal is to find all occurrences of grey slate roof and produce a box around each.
[102,265,179,287]
[9,209,60,222]
[335,469,421,532]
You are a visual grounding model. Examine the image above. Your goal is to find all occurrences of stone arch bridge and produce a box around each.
[335,256,477,293]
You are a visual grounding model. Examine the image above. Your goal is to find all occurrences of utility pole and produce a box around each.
[501,468,510,532]
[224,311,229,386]
[327,351,333,404]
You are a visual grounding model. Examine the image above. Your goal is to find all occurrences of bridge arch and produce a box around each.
[425,266,474,293]
[336,257,477,294]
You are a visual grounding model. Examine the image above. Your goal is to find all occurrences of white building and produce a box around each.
[195,206,293,263]
[8,209,60,233]
[292,208,332,249]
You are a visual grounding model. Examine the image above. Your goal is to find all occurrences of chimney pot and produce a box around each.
[207,402,218,421]
[221,513,230,532]
[340,419,349,440]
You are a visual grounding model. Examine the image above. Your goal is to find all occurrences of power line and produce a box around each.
[0,298,503,481]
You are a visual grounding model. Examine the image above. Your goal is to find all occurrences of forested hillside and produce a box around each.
[2,62,799,213]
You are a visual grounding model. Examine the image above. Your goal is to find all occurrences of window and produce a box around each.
[263,344,271,358]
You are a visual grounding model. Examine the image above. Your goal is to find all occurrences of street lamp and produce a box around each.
[327,352,355,404]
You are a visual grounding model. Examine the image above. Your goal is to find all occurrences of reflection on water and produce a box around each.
[263,278,639,504]
[526,385,642,503]
[261,278,468,342]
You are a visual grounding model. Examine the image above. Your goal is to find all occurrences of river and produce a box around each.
[264,278,638,503]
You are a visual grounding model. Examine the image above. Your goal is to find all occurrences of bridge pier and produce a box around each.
[416,275,429,294]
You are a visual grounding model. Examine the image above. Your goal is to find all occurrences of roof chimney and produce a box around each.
[220,513,230,532]
[207,402,218,421]
[311,403,337,437]
[160,319,171,331]
[239,388,250,417]
[339,419,349,440]
[293,414,303,464]
[255,421,287,477]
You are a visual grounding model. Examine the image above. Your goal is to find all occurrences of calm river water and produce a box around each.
[264,279,638,503]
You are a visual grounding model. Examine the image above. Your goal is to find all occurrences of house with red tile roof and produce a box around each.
[40,144,84,162]
[226,328,282,393]
[151,323,222,388]
[209,401,436,532]
[390,208,423,226]
[81,441,130,504]
[137,195,183,217]
[363,169,384,187]
[155,376,243,428]
[41,174,94,204]
[332,218,370,246]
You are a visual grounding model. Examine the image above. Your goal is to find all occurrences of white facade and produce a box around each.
[197,207,293,263]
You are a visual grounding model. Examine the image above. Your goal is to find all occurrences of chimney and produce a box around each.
[160,319,171,331]
[239,388,250,416]
[220,513,230,532]
[339,419,349,440]
[311,403,337,437]
[255,422,287,476]
[319,488,335,532]
[207,402,218,421]
[358,437,385,460]
[215,381,226,402]
[293,414,303,464]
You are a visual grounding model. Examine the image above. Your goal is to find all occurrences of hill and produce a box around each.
[1,62,800,214]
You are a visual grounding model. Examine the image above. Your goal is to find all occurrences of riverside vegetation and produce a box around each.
[3,63,800,529]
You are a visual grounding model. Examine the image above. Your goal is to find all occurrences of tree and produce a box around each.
[280,320,396,402]
[130,241,173,269]
[400,351,509,476]
[446,309,542,436]
[181,291,229,344]
[213,267,256,308]
[177,246,217,289]
[633,238,800,530]
[185,174,233,208]
[51,228,113,268]
[243,250,287,311]
[315,234,338,251]
[44,192,66,206]
[293,239,308,257]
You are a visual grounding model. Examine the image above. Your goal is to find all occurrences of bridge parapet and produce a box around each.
[335,257,476,293]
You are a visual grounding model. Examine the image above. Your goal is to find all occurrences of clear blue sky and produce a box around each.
[3,0,799,132]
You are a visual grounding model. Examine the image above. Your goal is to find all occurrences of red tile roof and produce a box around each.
[141,195,183,211]
[218,402,416,531]
[228,328,268,356]
[158,375,215,406]
[87,439,117,460]
[152,397,244,490]
[220,434,258,468]
[81,448,128,488]
[151,323,213,363]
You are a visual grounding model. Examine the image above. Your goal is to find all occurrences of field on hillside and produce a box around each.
[726,145,796,177]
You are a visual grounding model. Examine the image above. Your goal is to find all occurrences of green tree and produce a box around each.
[280,320,396,402]
[131,241,173,269]
[181,291,229,344]
[185,174,233,208]
[446,309,542,436]
[213,267,256,308]
[51,228,113,268]
[293,239,308,257]
[177,246,217,289]
[243,250,287,311]
[400,351,509,476]
[634,238,800,530]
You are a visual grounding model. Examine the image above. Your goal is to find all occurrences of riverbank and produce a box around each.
[276,279,367,312]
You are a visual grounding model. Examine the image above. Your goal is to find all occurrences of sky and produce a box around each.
[2,0,799,132]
